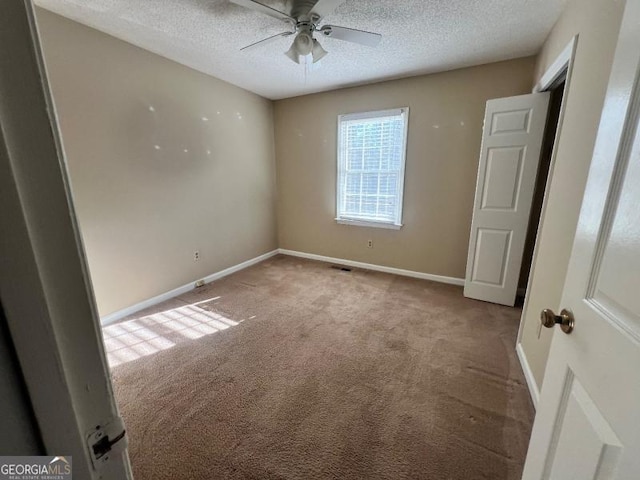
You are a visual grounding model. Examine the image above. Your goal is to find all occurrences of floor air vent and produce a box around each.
[330,265,352,272]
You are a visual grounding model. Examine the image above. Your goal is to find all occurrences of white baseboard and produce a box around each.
[278,249,465,286]
[101,248,464,326]
[100,249,279,326]
[516,342,540,409]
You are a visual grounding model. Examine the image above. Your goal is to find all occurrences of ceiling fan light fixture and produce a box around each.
[285,44,301,64]
[311,39,328,63]
[294,32,314,56]
[285,31,316,64]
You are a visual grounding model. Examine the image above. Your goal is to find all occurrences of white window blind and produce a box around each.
[336,108,409,228]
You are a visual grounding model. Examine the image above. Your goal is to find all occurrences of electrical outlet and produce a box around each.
[367,239,373,248]
[194,250,200,262]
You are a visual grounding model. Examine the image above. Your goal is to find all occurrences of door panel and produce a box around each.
[471,229,511,286]
[522,1,640,477]
[543,371,622,479]
[590,146,640,334]
[465,93,550,306]
[481,147,525,210]
[490,108,532,134]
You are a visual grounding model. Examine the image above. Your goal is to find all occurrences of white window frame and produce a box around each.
[335,107,409,230]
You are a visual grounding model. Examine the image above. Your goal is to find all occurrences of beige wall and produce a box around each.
[35,9,278,317]
[274,58,535,278]
[519,0,625,392]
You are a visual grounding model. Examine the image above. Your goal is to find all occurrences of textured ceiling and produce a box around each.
[35,0,567,100]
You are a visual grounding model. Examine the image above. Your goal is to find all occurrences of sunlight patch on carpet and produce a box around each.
[103,298,239,367]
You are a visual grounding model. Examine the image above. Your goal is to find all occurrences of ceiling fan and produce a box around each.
[229,0,382,64]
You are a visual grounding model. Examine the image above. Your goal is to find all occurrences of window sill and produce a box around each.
[335,218,403,230]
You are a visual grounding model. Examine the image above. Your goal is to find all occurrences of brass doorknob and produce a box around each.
[540,308,575,334]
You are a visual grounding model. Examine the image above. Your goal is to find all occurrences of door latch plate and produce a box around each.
[86,416,128,470]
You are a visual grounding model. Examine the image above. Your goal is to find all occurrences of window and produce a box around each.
[336,108,409,229]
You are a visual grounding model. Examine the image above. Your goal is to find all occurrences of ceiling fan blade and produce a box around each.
[241,31,294,51]
[308,0,345,20]
[229,0,293,22]
[320,25,382,47]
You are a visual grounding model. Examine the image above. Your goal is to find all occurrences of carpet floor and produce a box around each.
[107,255,534,480]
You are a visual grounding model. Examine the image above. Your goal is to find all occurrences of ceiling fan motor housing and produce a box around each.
[290,0,319,20]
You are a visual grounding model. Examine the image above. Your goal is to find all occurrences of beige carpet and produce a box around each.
[108,255,534,479]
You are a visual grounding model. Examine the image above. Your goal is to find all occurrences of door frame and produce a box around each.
[515,35,579,408]
[0,1,131,478]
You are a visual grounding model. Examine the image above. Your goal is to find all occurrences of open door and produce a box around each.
[522,1,640,477]
[464,92,550,306]
[0,2,131,478]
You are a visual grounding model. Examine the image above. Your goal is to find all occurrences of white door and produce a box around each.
[465,93,550,306]
[522,1,640,478]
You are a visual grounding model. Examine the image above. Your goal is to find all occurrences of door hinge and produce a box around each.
[86,416,128,470]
